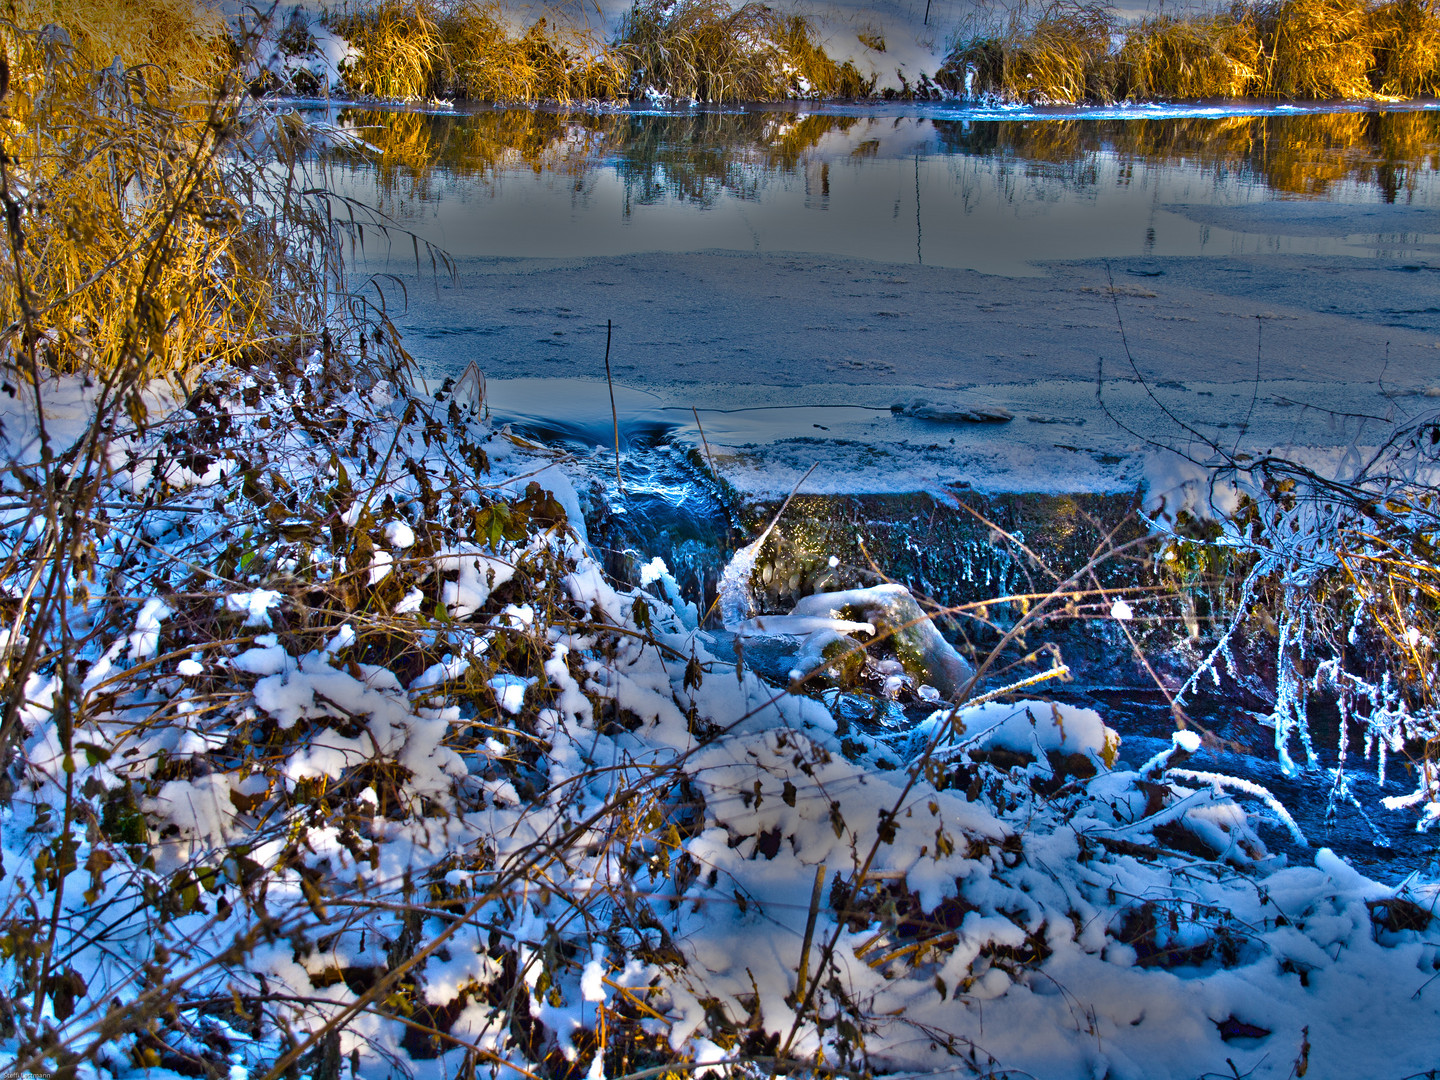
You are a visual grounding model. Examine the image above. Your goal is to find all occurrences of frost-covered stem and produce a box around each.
[1273,581,1319,776]
[1165,768,1308,847]
[1173,565,1260,709]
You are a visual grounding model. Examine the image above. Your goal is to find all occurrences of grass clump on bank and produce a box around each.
[331,0,627,102]
[945,0,1440,103]
[325,0,872,103]
[616,0,872,101]
[0,9,321,387]
[8,0,227,86]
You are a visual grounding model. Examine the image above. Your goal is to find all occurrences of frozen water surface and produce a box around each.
[311,101,1440,499]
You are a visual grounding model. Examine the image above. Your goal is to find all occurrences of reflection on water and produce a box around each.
[311,102,1440,275]
[324,103,1440,203]
[933,110,1440,199]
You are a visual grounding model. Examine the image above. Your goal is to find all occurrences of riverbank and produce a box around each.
[250,0,1440,104]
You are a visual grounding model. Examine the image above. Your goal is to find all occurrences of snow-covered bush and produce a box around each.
[1159,425,1440,828]
[7,361,1439,1079]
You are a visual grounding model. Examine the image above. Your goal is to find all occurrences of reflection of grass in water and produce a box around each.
[334,107,859,205]
[935,110,1440,197]
[332,108,622,198]
[945,0,1440,103]
[335,106,1439,206]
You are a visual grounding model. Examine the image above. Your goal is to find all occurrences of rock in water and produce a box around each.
[742,583,975,699]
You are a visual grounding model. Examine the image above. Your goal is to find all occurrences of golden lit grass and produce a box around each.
[442,3,626,101]
[7,0,227,87]
[948,0,1440,102]
[331,0,448,100]
[332,0,626,101]
[1256,0,1376,98]
[1118,10,1262,99]
[770,12,874,98]
[0,19,342,388]
[618,0,788,102]
[946,1,1117,104]
[1371,0,1440,95]
[335,0,870,104]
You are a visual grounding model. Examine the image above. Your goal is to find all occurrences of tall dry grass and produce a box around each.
[0,17,317,386]
[948,0,1440,102]
[7,0,227,87]
[1117,9,1262,99]
[330,0,871,103]
[330,0,623,101]
[946,1,1118,103]
[1256,0,1377,98]
[1371,0,1440,95]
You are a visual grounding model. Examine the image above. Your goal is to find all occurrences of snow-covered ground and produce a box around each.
[6,355,1440,1079]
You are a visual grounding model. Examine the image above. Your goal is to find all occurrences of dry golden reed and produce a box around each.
[331,0,626,102]
[1117,9,1262,100]
[6,0,227,86]
[1370,0,1440,95]
[0,9,354,389]
[946,0,1440,103]
[330,0,872,103]
[615,0,875,101]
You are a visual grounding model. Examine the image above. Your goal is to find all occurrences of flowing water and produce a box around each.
[313,99,1440,879]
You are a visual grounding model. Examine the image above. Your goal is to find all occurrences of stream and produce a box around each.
[491,403,1440,885]
[321,98,1440,883]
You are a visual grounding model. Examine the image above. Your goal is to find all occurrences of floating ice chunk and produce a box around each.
[1110,598,1134,621]
[892,398,1013,423]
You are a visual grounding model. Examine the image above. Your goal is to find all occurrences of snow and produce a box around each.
[10,83,1440,1080]
[7,355,1436,1079]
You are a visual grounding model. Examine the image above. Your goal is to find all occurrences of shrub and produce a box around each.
[1117,7,1263,99]
[945,0,1118,105]
[1370,0,1440,95]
